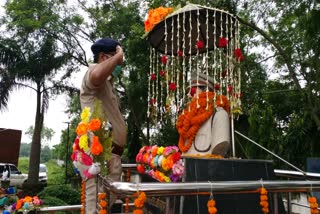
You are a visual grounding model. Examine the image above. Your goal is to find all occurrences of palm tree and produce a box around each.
[0,0,88,189]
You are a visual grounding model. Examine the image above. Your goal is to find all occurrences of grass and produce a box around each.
[18,158,65,185]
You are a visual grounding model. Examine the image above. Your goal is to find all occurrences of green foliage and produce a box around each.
[18,157,29,173]
[38,184,80,205]
[46,159,65,185]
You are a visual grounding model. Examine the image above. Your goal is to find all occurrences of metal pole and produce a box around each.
[231,114,236,157]
[287,192,292,214]
[64,122,70,184]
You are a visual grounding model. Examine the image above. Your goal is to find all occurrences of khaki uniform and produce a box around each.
[183,107,230,156]
[78,64,127,213]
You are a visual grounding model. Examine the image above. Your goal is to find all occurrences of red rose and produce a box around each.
[160,70,166,77]
[190,87,197,96]
[177,50,183,57]
[149,98,156,105]
[234,48,245,61]
[222,70,228,78]
[214,84,220,90]
[161,55,167,64]
[169,82,177,91]
[150,73,156,81]
[218,37,228,48]
[196,40,204,49]
[228,85,233,92]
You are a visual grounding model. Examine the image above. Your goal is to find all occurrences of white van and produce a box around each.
[0,163,27,187]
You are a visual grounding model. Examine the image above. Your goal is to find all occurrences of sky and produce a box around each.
[0,69,87,146]
[0,0,91,146]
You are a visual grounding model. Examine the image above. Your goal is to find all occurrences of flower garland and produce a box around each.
[71,100,113,179]
[98,192,108,214]
[133,191,147,214]
[80,181,85,214]
[176,92,229,153]
[125,169,131,214]
[207,198,217,214]
[136,145,184,182]
[308,196,319,214]
[144,7,173,32]
[259,187,269,214]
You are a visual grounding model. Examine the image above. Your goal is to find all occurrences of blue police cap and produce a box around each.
[91,38,120,55]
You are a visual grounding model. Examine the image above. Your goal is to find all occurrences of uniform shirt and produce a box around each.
[183,107,230,156]
[80,64,127,147]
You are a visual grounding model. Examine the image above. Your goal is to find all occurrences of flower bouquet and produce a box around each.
[71,100,113,179]
[136,145,184,182]
[2,195,43,214]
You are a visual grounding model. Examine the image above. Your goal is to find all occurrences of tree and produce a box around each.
[0,0,88,188]
[25,125,55,146]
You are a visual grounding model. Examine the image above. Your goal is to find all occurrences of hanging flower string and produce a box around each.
[207,198,217,214]
[98,192,108,214]
[176,92,229,153]
[133,191,147,214]
[125,169,131,214]
[259,187,269,214]
[80,181,85,214]
[308,196,319,214]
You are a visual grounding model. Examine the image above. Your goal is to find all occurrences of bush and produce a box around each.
[38,184,80,205]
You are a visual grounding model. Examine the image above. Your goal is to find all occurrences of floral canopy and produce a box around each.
[145,3,243,125]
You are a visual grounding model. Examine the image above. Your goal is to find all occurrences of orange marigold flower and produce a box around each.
[24,196,33,202]
[309,197,317,203]
[260,187,267,195]
[260,195,268,201]
[133,209,143,214]
[100,200,107,208]
[99,210,107,214]
[88,118,101,131]
[207,199,216,207]
[16,199,24,210]
[76,123,88,136]
[208,206,217,214]
[262,207,269,213]
[98,193,106,199]
[91,136,103,155]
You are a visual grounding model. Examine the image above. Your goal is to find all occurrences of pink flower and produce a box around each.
[218,37,228,48]
[150,73,156,81]
[169,82,177,91]
[177,50,183,57]
[84,169,94,179]
[160,70,166,77]
[196,40,204,49]
[161,55,167,64]
[80,152,93,166]
[136,153,143,163]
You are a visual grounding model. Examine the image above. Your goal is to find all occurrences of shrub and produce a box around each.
[38,184,80,205]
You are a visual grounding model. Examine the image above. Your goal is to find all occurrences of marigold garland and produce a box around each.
[125,169,131,214]
[144,7,173,32]
[176,92,229,153]
[133,191,147,214]
[259,187,269,214]
[80,181,85,214]
[98,192,108,214]
[308,196,319,214]
[207,198,218,214]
